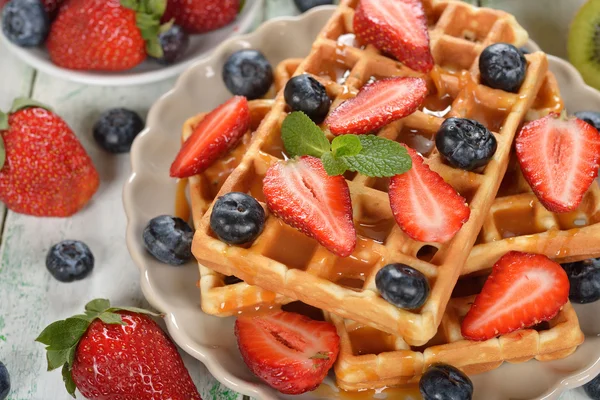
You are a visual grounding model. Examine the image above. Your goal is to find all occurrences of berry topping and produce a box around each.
[143,215,193,265]
[389,146,470,243]
[210,192,265,245]
[461,251,570,341]
[46,240,95,283]
[516,112,600,213]
[36,299,200,399]
[223,50,274,100]
[584,373,600,400]
[235,311,340,395]
[293,0,333,12]
[375,263,430,309]
[574,110,600,132]
[561,258,600,304]
[263,156,356,257]
[1,0,49,47]
[154,24,189,65]
[0,98,99,217]
[435,117,498,170]
[0,362,10,400]
[479,43,527,93]
[93,108,144,153]
[284,74,331,123]
[419,364,473,400]
[162,0,238,34]
[170,96,250,178]
[326,77,427,135]
[353,0,433,73]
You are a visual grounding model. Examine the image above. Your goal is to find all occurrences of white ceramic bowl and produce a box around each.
[0,0,263,86]
[123,7,600,400]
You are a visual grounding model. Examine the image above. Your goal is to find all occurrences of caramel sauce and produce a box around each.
[556,211,588,230]
[261,221,318,270]
[421,94,453,118]
[396,127,435,156]
[348,326,396,355]
[493,206,544,238]
[329,254,374,290]
[174,179,191,222]
[356,218,395,244]
[315,383,422,400]
[202,133,253,198]
[318,59,353,85]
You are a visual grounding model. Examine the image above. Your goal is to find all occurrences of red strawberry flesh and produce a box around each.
[170,96,250,178]
[516,113,600,213]
[263,156,356,257]
[461,251,570,341]
[353,0,433,73]
[235,311,340,395]
[162,0,239,34]
[326,77,427,135]
[389,145,470,243]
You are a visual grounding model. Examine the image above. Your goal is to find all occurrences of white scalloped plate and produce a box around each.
[123,7,600,400]
[0,0,263,86]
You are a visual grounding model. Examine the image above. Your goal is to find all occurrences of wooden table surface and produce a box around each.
[0,0,590,399]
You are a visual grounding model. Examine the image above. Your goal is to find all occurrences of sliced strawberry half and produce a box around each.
[263,156,356,257]
[516,113,600,213]
[170,96,250,178]
[235,311,340,395]
[461,251,570,341]
[354,0,433,73]
[389,146,470,243]
[326,77,427,136]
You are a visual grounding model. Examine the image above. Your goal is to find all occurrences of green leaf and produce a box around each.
[47,318,90,350]
[47,348,71,371]
[10,98,51,113]
[146,0,166,18]
[321,152,347,176]
[85,299,110,314]
[0,136,5,171]
[159,19,174,34]
[98,312,126,325]
[281,112,330,158]
[331,135,362,158]
[62,364,77,398]
[339,135,412,177]
[36,320,66,345]
[120,0,139,10]
[145,38,164,59]
[310,352,330,360]
[108,306,162,317]
[70,314,92,323]
[239,0,245,12]
[0,110,8,130]
[136,12,160,30]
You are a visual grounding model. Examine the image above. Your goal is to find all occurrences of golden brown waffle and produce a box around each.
[190,0,552,346]
[328,296,584,391]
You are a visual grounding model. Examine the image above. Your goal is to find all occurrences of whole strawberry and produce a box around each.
[162,0,239,34]
[36,299,201,400]
[0,98,99,217]
[46,0,167,71]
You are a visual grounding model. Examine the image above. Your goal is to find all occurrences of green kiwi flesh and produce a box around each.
[568,0,600,90]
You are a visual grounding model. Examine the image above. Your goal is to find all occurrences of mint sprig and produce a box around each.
[281,112,412,177]
[35,298,161,398]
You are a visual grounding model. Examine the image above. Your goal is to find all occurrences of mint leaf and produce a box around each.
[98,312,126,325]
[62,364,77,398]
[85,299,110,314]
[321,152,347,176]
[331,135,362,158]
[281,112,330,158]
[340,136,412,177]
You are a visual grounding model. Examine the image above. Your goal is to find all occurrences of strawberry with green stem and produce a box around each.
[36,299,201,399]
[0,98,99,217]
[47,0,171,71]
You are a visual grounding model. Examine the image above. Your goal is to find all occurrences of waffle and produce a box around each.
[190,0,552,345]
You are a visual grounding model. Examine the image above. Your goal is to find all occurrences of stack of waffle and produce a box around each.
[180,0,595,391]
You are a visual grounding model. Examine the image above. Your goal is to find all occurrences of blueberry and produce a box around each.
[93,108,144,153]
[222,50,273,100]
[45,240,94,283]
[584,372,600,400]
[375,263,430,309]
[436,117,498,171]
[561,258,600,304]
[419,364,473,400]
[143,215,193,265]
[210,192,265,245]
[0,362,9,400]
[575,111,600,132]
[479,43,527,93]
[1,0,49,47]
[293,0,334,12]
[153,24,189,65]
[284,74,331,123]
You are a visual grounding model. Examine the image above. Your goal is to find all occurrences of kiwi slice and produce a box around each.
[568,0,600,90]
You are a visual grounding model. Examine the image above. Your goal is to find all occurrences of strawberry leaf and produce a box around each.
[98,312,126,325]
[145,38,164,59]
[108,306,163,317]
[281,112,330,158]
[10,98,52,113]
[84,298,110,314]
[47,348,71,371]
[331,135,362,158]
[321,152,347,176]
[120,0,140,11]
[0,110,8,130]
[62,364,77,398]
[239,0,245,12]
[0,135,5,171]
[145,0,166,18]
